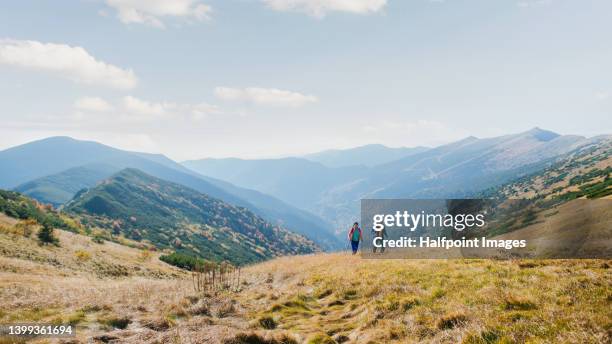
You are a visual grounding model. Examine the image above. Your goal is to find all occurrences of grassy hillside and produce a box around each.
[0,189,79,233]
[0,188,609,343]
[489,137,612,200]
[0,235,609,344]
[65,168,318,265]
[0,215,183,279]
[470,137,612,242]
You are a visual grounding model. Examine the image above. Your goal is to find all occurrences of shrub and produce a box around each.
[139,249,153,262]
[75,250,91,261]
[307,333,335,344]
[216,300,236,318]
[401,297,420,311]
[100,315,131,329]
[258,315,277,329]
[343,289,357,300]
[316,289,332,299]
[0,190,78,233]
[462,329,501,344]
[188,300,210,316]
[66,310,86,325]
[142,317,172,331]
[159,252,206,270]
[80,304,106,313]
[37,222,59,245]
[223,332,298,344]
[436,312,468,330]
[16,219,37,237]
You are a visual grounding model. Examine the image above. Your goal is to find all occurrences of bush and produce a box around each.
[37,222,59,245]
[0,190,78,233]
[142,317,172,331]
[139,250,153,262]
[100,316,131,329]
[307,333,335,344]
[159,252,207,270]
[258,315,277,329]
[436,312,468,330]
[75,250,91,261]
[216,300,236,318]
[188,300,210,316]
[223,332,298,344]
[16,219,37,237]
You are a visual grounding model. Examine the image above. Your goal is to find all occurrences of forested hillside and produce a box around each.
[1,136,339,250]
[65,169,318,265]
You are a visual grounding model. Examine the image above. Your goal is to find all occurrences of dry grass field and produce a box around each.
[1,222,611,344]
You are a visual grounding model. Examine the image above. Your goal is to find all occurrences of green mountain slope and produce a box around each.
[468,137,612,239]
[483,136,612,200]
[65,169,319,265]
[14,164,117,207]
[1,137,339,250]
[0,189,78,233]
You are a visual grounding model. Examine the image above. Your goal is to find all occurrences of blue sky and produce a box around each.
[1,0,610,160]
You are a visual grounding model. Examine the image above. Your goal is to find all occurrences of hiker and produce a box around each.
[372,225,387,254]
[348,222,362,255]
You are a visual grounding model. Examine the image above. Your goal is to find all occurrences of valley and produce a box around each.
[3,3,611,343]
[0,129,610,343]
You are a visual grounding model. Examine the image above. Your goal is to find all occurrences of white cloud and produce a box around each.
[0,39,137,90]
[105,0,212,28]
[120,96,221,120]
[190,102,222,120]
[595,91,610,100]
[517,0,553,8]
[262,0,386,18]
[74,97,114,112]
[123,95,169,116]
[214,87,318,107]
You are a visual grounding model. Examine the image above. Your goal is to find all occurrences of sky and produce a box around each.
[0,0,611,160]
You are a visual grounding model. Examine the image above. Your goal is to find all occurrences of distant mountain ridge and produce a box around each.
[181,128,610,231]
[302,144,429,168]
[182,157,365,214]
[15,164,118,207]
[0,137,341,250]
[3,129,608,243]
[65,168,318,265]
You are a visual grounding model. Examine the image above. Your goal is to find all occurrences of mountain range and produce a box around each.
[183,128,611,230]
[0,137,340,250]
[1,128,609,248]
[301,144,429,168]
[65,168,317,264]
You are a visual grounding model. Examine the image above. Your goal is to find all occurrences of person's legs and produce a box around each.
[351,240,359,254]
